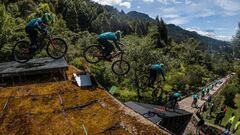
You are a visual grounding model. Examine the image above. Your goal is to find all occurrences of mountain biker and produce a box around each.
[169,89,181,109]
[25,13,53,52]
[97,30,123,61]
[207,102,215,119]
[149,64,166,88]
[191,93,199,108]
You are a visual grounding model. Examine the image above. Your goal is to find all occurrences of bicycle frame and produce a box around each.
[111,51,124,60]
[37,32,55,51]
[100,43,125,60]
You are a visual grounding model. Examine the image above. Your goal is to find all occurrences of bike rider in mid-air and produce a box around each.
[97,31,123,61]
[149,64,166,88]
[25,13,53,52]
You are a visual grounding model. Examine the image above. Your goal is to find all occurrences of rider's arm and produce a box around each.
[113,40,122,52]
[40,23,48,33]
[160,69,166,81]
[35,20,48,33]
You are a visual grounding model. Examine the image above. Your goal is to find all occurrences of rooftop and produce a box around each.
[0,65,171,135]
[0,57,68,77]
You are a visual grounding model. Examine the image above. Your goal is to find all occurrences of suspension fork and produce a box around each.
[118,52,124,70]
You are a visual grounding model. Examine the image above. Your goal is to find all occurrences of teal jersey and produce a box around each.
[150,64,163,71]
[98,32,117,41]
[193,94,199,99]
[173,92,181,98]
[26,18,48,31]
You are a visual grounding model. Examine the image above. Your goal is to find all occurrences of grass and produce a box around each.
[203,94,240,134]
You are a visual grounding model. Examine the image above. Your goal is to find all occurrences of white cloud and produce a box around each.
[158,0,176,4]
[168,17,190,25]
[187,2,215,17]
[185,0,192,5]
[119,2,131,9]
[158,1,215,25]
[186,27,232,41]
[91,0,132,8]
[213,0,240,16]
[216,35,232,41]
[164,14,180,18]
[143,0,154,3]
[160,7,178,14]
[92,0,122,5]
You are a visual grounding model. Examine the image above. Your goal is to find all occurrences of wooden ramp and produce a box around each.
[0,57,68,84]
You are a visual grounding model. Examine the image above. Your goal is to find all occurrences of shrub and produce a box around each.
[221,84,238,106]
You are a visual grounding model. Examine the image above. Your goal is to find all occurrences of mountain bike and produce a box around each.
[165,96,180,112]
[152,83,164,103]
[84,43,130,76]
[12,31,68,63]
[137,74,150,89]
[137,73,164,102]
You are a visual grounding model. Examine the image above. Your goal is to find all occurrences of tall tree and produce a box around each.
[232,23,240,57]
[159,18,168,45]
[151,16,163,48]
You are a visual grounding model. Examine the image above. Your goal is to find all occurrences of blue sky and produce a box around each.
[91,0,240,41]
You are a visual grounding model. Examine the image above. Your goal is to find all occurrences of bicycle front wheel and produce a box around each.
[112,60,130,76]
[84,45,103,64]
[12,41,31,63]
[47,38,68,59]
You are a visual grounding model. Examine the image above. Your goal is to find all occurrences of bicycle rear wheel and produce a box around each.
[138,75,149,89]
[47,38,68,59]
[152,87,163,102]
[112,60,130,76]
[84,45,103,64]
[12,41,31,63]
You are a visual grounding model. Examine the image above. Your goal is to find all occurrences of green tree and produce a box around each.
[232,23,240,57]
[221,84,238,106]
[0,4,25,61]
[151,17,168,48]
[159,18,168,45]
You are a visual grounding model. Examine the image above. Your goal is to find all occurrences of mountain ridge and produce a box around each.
[127,11,230,50]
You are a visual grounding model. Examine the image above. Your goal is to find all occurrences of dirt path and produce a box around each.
[179,75,232,135]
[179,75,230,113]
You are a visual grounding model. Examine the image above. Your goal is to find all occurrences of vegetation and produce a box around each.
[203,74,240,134]
[0,0,237,103]
[201,24,240,134]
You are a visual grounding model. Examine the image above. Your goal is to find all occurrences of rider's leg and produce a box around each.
[149,69,157,87]
[98,39,114,58]
[173,97,177,108]
[26,27,38,51]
